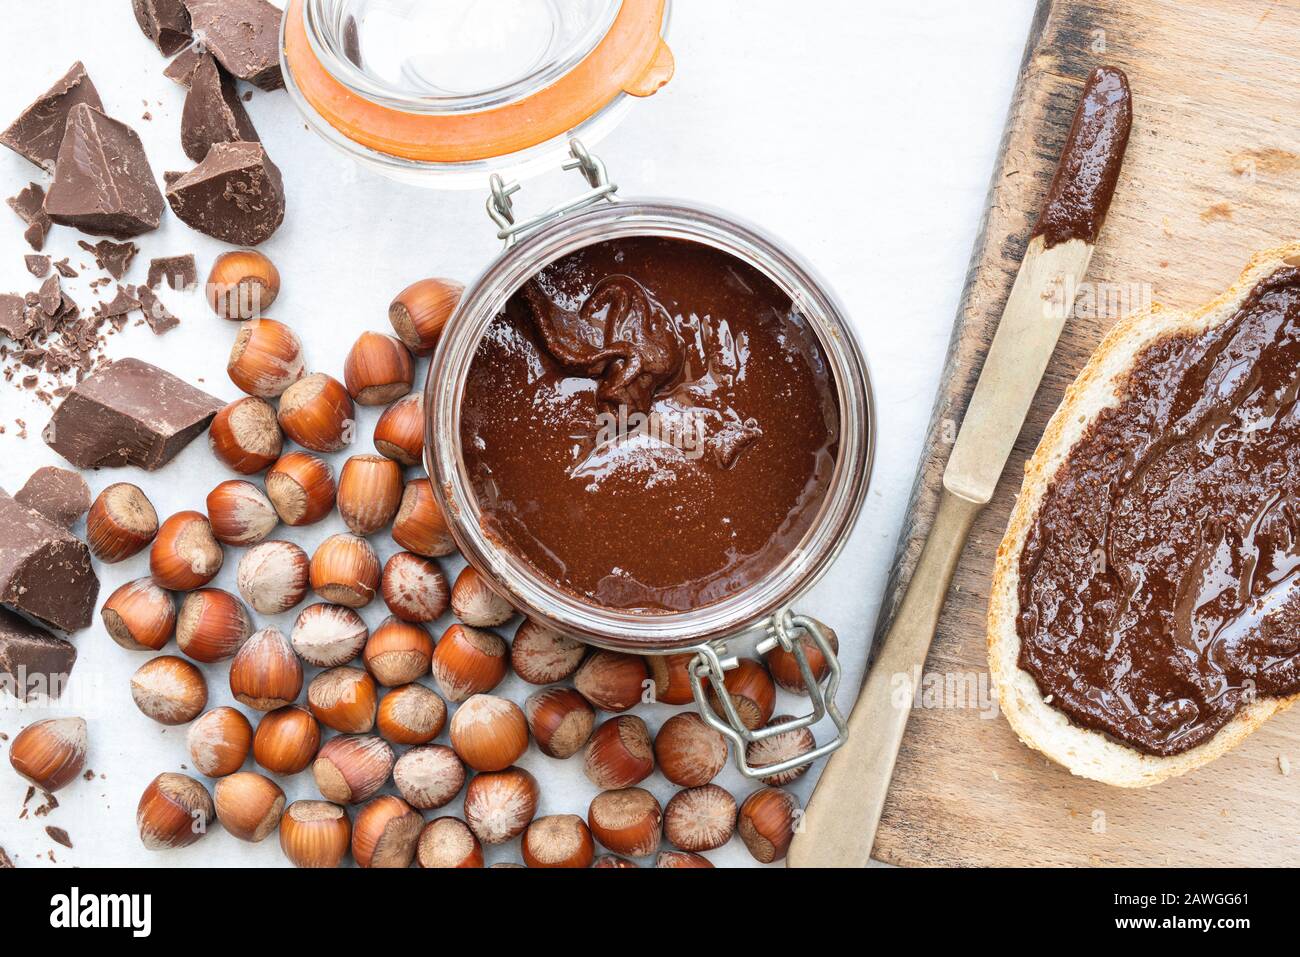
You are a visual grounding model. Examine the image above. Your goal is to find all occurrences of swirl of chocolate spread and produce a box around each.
[460,237,840,613]
[1018,266,1300,755]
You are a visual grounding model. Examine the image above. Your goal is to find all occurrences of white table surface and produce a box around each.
[0,0,1036,867]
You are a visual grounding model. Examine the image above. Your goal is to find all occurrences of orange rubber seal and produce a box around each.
[283,0,673,163]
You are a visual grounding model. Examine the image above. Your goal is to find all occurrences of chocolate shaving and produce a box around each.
[52,258,77,279]
[95,285,142,319]
[0,294,34,340]
[7,183,52,252]
[44,827,72,849]
[0,847,12,868]
[77,239,138,279]
[137,285,180,334]
[0,61,103,169]
[146,254,196,290]
[24,256,50,278]
[38,275,61,316]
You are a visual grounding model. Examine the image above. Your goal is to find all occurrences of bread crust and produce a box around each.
[988,242,1300,787]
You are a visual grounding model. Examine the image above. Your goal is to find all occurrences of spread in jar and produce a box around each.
[1017,266,1300,755]
[459,236,839,613]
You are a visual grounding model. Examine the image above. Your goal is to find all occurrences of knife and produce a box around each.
[786,66,1132,868]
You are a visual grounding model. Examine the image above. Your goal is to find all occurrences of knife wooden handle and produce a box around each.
[786,490,982,868]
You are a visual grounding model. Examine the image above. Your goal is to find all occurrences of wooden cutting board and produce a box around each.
[870,0,1300,867]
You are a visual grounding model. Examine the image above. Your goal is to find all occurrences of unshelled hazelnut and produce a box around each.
[238,539,310,615]
[737,786,800,864]
[593,855,638,868]
[417,816,482,868]
[352,794,422,868]
[583,715,654,790]
[137,772,213,850]
[372,392,424,466]
[511,619,585,685]
[290,603,368,667]
[344,331,413,406]
[765,624,839,694]
[524,686,594,759]
[363,617,433,686]
[253,705,320,776]
[176,588,253,663]
[450,565,513,627]
[463,766,538,845]
[280,800,350,868]
[150,511,223,591]
[376,683,446,745]
[588,787,662,858]
[391,478,455,557]
[706,658,776,731]
[206,480,278,546]
[229,627,302,711]
[209,397,282,474]
[337,454,403,535]
[278,373,355,453]
[265,452,336,526]
[430,622,506,702]
[206,250,280,319]
[228,318,304,397]
[746,715,816,785]
[449,694,528,772]
[130,655,207,725]
[381,552,448,623]
[8,717,87,791]
[307,667,377,733]
[312,734,394,804]
[187,707,252,777]
[101,578,175,651]
[646,652,697,705]
[87,483,158,562]
[521,814,594,869]
[214,771,285,842]
[310,533,380,609]
[388,277,462,356]
[574,650,648,713]
[654,712,728,787]
[663,784,736,852]
[655,849,713,868]
[392,743,465,810]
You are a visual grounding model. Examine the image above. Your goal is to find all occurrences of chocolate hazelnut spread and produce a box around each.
[460,236,839,613]
[1017,266,1300,755]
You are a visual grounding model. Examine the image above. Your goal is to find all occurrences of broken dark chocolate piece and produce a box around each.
[184,0,284,90]
[137,285,180,334]
[45,827,72,849]
[43,357,223,470]
[0,294,35,340]
[52,259,77,279]
[146,254,196,290]
[45,105,164,239]
[164,44,204,87]
[7,183,52,252]
[38,275,61,317]
[0,62,103,169]
[182,54,259,162]
[166,141,284,245]
[94,285,142,319]
[0,608,76,701]
[77,239,138,279]
[24,255,50,278]
[0,492,98,633]
[132,0,192,55]
[14,467,90,528]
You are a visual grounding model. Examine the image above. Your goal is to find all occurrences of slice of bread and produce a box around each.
[988,242,1300,788]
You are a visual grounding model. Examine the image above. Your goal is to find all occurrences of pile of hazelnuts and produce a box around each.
[6,250,837,868]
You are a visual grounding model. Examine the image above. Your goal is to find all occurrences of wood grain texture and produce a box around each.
[871,0,1300,867]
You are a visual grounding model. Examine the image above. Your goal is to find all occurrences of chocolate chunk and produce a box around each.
[14,467,90,528]
[0,294,36,340]
[184,0,284,90]
[77,239,138,279]
[182,54,259,162]
[0,847,12,868]
[22,221,48,252]
[45,105,164,239]
[38,276,61,316]
[24,255,50,278]
[43,357,223,470]
[52,259,77,279]
[146,254,196,290]
[131,0,192,55]
[0,492,97,632]
[137,285,179,334]
[166,141,284,245]
[164,44,204,87]
[7,183,52,252]
[0,62,103,169]
[0,609,75,701]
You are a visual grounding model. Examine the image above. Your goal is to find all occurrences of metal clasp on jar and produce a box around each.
[486,139,618,246]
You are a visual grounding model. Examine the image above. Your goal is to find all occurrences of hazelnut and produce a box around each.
[391,478,455,557]
[593,855,638,868]
[206,250,280,319]
[584,715,654,790]
[227,318,305,397]
[429,622,507,702]
[312,734,394,804]
[765,624,838,694]
[417,816,483,868]
[176,588,253,663]
[130,655,207,725]
[87,483,158,562]
[214,771,285,842]
[253,705,321,776]
[392,743,465,810]
[8,717,87,791]
[101,578,175,651]
[588,787,662,858]
[521,814,594,869]
[647,652,697,706]
[463,766,538,845]
[265,452,336,526]
[372,392,424,466]
[343,331,413,406]
[310,533,381,609]
[381,551,448,622]
[290,602,368,667]
[187,707,253,777]
[746,715,816,785]
[150,511,223,591]
[352,794,422,868]
[229,627,302,711]
[363,617,434,686]
[337,454,403,535]
[663,784,737,852]
[208,397,282,474]
[523,686,594,759]
[655,849,713,868]
[280,800,351,868]
[737,786,800,864]
[450,565,513,627]
[706,658,776,731]
[137,772,214,850]
[376,683,446,745]
[449,694,528,772]
[238,539,311,615]
[307,667,377,733]
[388,277,462,356]
[654,712,728,787]
[278,373,355,453]
[206,480,278,546]
[511,619,585,685]
[574,650,649,713]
